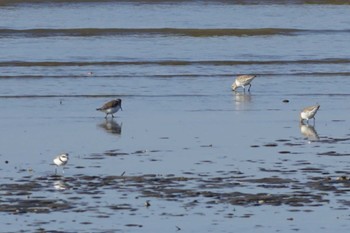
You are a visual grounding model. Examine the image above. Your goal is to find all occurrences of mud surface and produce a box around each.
[1,160,350,215]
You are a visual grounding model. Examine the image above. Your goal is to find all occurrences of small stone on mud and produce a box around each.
[264,143,278,147]
[125,224,142,228]
[279,151,291,154]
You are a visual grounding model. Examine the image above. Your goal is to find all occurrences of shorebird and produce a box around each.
[300,104,320,124]
[144,200,151,207]
[53,153,69,174]
[231,75,256,92]
[96,99,122,118]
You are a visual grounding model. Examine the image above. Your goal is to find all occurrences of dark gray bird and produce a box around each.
[96,99,122,118]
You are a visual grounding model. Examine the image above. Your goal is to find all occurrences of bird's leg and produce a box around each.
[248,84,252,92]
[55,167,57,175]
[105,114,108,119]
[242,86,246,92]
[112,114,115,118]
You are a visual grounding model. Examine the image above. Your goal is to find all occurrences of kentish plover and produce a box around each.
[53,153,69,174]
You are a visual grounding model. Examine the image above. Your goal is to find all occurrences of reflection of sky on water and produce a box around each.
[54,180,68,191]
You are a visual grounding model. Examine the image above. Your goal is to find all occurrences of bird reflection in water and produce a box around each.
[232,92,252,110]
[98,118,122,136]
[53,180,68,191]
[300,122,319,141]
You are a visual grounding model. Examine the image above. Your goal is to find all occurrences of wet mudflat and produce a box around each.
[0,81,350,232]
[2,166,350,214]
[1,0,350,232]
[1,153,350,232]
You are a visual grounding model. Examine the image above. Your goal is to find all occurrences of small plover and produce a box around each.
[300,104,320,124]
[53,153,69,174]
[96,99,122,118]
[231,75,256,92]
[144,200,151,207]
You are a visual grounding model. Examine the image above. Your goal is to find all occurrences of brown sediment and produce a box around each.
[125,224,142,228]
[2,131,350,217]
[0,199,72,214]
[279,151,291,154]
[263,143,278,147]
[317,151,350,156]
[284,142,304,146]
[1,171,347,216]
[276,139,291,142]
[318,137,350,144]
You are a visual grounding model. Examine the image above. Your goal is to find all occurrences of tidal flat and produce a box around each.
[1,1,350,232]
[0,75,350,232]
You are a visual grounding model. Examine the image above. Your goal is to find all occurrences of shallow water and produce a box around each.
[1,1,350,232]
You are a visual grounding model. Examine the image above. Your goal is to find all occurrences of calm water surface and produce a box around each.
[1,1,350,232]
